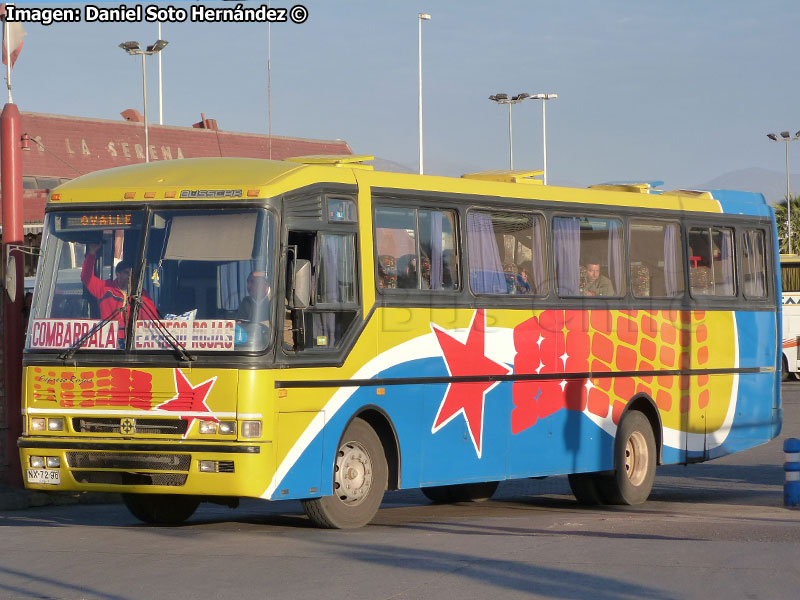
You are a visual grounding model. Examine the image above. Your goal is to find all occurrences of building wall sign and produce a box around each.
[56,137,186,161]
[19,112,351,183]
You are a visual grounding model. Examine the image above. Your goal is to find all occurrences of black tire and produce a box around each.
[421,481,499,504]
[122,493,200,525]
[782,356,795,382]
[302,418,388,529]
[597,411,657,505]
[567,472,606,505]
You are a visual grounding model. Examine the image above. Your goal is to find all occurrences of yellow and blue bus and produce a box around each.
[19,156,782,527]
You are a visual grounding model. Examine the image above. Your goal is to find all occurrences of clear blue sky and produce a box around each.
[8,1,800,191]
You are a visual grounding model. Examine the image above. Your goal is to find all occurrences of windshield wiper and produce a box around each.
[59,303,125,360]
[133,295,195,362]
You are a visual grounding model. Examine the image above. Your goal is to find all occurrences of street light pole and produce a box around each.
[141,52,149,161]
[120,40,169,163]
[530,93,557,185]
[157,22,163,125]
[418,13,431,175]
[768,130,800,253]
[507,102,513,169]
[489,93,530,170]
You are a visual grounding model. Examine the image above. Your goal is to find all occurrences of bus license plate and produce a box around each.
[26,469,60,485]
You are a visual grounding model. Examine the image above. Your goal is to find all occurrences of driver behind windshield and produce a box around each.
[236,270,272,330]
[81,242,157,344]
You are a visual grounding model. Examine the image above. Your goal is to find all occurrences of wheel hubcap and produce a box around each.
[333,441,372,506]
[624,431,649,487]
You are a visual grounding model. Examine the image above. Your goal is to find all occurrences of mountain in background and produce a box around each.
[693,167,800,205]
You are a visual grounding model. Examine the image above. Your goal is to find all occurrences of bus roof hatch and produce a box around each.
[285,155,375,170]
[461,170,544,184]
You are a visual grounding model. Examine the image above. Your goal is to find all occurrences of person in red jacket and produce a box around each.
[81,243,157,345]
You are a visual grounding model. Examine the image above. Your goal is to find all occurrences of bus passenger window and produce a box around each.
[629,220,684,298]
[688,226,735,297]
[375,207,458,291]
[467,211,546,295]
[742,229,767,298]
[782,260,800,293]
[553,216,624,297]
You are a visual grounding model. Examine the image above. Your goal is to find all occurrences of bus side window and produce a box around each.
[742,229,767,298]
[688,226,735,297]
[285,231,359,352]
[629,220,684,298]
[375,206,458,292]
[554,216,624,297]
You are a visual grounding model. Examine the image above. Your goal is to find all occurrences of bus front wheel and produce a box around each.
[302,418,388,529]
[122,493,200,525]
[598,411,656,505]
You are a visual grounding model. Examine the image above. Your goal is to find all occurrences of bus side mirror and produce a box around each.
[292,259,311,308]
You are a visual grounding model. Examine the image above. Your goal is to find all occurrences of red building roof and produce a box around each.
[1,110,353,229]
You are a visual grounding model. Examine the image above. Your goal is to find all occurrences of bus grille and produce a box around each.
[71,471,188,487]
[217,461,235,473]
[65,452,191,471]
[72,418,188,435]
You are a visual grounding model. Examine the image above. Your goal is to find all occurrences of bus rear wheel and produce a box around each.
[122,493,200,525]
[782,356,796,381]
[567,472,606,505]
[302,418,388,529]
[421,481,499,504]
[598,411,656,505]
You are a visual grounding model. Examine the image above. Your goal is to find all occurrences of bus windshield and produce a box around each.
[27,208,276,354]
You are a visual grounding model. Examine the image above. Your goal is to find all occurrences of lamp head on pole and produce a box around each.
[418,13,431,20]
[119,41,141,54]
[767,133,779,141]
[147,39,169,53]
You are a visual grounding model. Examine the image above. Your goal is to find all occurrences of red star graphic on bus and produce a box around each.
[431,309,511,458]
[157,368,218,438]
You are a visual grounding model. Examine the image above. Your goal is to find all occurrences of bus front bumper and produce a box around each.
[18,438,274,498]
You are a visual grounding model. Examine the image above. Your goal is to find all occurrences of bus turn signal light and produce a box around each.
[241,421,262,438]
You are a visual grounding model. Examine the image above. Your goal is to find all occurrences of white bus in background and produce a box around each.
[781,254,800,379]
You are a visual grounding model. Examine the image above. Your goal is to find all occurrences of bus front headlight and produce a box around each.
[199,421,218,434]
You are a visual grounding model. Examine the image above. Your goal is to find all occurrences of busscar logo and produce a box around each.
[180,189,243,199]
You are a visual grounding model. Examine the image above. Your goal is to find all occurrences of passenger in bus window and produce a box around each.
[582,262,614,296]
[518,261,534,294]
[81,243,158,342]
[397,256,417,289]
[236,270,272,329]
